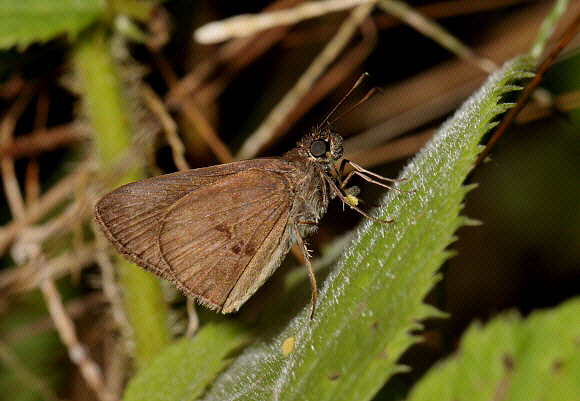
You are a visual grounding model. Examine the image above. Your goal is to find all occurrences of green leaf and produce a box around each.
[123,322,253,401]
[74,29,172,367]
[407,297,580,401]
[198,57,536,401]
[0,0,105,49]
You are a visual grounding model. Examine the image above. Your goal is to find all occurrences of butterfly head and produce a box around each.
[298,126,343,168]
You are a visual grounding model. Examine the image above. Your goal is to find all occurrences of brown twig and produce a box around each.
[41,276,116,401]
[151,51,235,163]
[94,243,134,349]
[93,236,134,398]
[2,292,106,343]
[345,78,481,154]
[157,1,305,164]
[468,10,580,179]
[185,298,200,337]
[281,0,532,47]
[165,0,303,104]
[237,4,375,159]
[338,2,559,148]
[515,89,580,123]
[13,195,91,254]
[25,160,41,209]
[177,97,235,162]
[262,16,378,150]
[2,127,112,400]
[193,15,300,103]
[194,0,378,44]
[0,123,90,160]
[0,245,96,295]
[141,84,191,171]
[0,165,92,255]
[25,91,50,207]
[378,0,497,74]
[1,86,35,218]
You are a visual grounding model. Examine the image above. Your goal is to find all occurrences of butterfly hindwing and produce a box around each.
[157,168,294,312]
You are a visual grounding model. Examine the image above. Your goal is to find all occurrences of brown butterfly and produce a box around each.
[94,126,408,317]
[94,76,410,317]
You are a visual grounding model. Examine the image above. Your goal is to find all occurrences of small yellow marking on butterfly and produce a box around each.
[282,336,296,355]
[345,193,359,207]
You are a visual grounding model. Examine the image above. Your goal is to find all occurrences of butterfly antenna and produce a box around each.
[319,72,370,127]
[328,86,384,125]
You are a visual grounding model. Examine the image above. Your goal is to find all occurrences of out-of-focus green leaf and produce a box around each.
[123,322,253,401]
[407,297,580,401]
[0,0,105,49]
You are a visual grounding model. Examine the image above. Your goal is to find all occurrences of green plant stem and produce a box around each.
[73,27,171,369]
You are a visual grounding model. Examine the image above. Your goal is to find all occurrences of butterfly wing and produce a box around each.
[94,159,297,313]
[94,170,218,280]
[157,168,295,312]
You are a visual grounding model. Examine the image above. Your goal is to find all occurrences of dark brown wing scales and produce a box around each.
[94,173,208,279]
[93,161,275,279]
[157,168,293,311]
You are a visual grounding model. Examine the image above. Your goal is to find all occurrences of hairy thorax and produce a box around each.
[287,156,332,237]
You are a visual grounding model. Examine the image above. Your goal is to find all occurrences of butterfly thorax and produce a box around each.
[282,127,344,236]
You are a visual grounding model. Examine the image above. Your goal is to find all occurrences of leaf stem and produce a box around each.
[74,27,171,369]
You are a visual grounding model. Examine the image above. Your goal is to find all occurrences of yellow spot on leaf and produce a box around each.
[282,336,295,355]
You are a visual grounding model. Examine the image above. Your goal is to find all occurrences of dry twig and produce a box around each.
[141,84,191,171]
[41,276,116,401]
[237,4,375,159]
[195,0,379,43]
[0,165,92,255]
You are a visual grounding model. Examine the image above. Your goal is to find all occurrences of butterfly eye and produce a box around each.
[310,140,328,157]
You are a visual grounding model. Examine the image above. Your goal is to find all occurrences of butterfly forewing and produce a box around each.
[158,168,293,311]
[94,160,282,276]
[94,171,215,279]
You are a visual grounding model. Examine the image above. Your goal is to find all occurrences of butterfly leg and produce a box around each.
[338,159,409,192]
[322,174,394,224]
[294,222,318,318]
